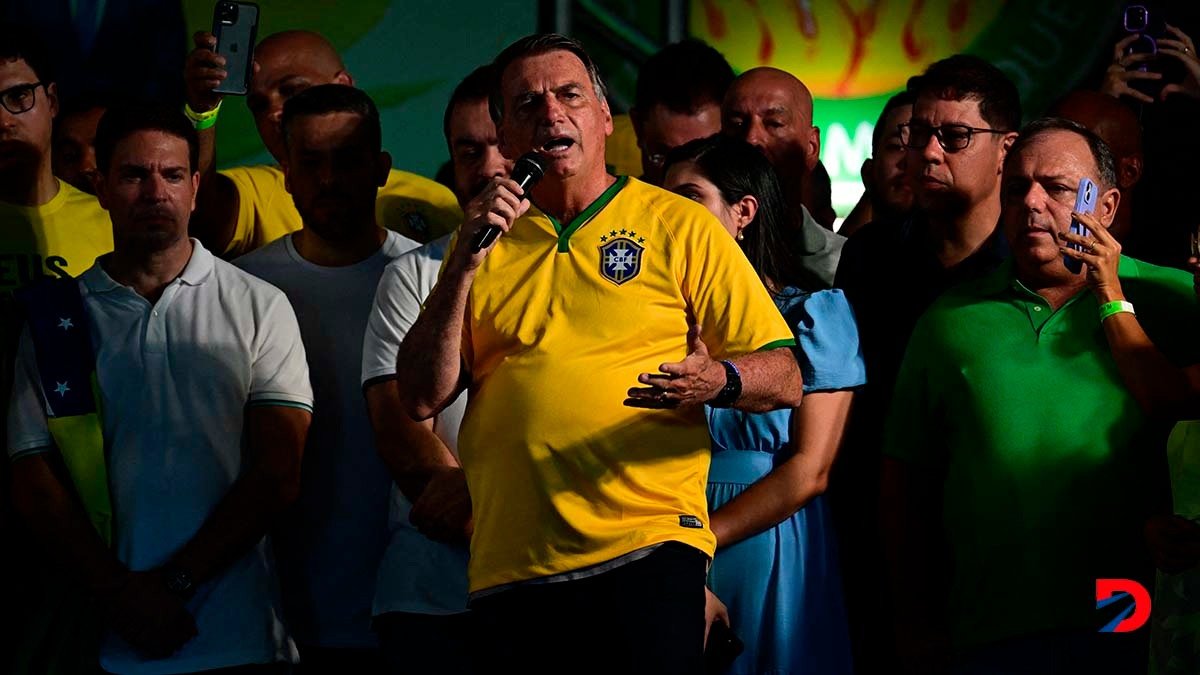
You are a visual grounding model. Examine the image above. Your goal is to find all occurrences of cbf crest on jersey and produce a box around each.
[598,229,645,286]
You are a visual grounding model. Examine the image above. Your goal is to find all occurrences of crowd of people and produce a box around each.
[4,12,1200,675]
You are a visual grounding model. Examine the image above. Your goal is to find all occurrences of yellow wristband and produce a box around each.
[183,101,221,130]
[1098,300,1135,323]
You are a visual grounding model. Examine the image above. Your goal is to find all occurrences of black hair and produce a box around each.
[871,90,916,151]
[664,135,816,292]
[489,33,607,123]
[907,54,1022,132]
[94,104,199,173]
[1007,117,1118,190]
[0,23,53,83]
[444,64,496,149]
[634,39,734,115]
[281,84,382,152]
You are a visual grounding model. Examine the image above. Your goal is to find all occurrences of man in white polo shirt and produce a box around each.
[7,105,312,675]
[360,64,510,673]
[235,84,417,673]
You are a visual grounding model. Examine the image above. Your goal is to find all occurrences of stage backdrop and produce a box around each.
[180,0,1128,218]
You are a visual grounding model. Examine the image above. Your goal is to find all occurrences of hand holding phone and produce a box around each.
[1064,178,1098,274]
[212,1,259,96]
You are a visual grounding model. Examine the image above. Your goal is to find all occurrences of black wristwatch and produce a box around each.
[707,360,742,408]
[162,566,195,599]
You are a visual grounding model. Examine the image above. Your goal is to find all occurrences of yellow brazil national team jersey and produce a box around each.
[459,175,796,594]
[220,165,463,257]
[0,180,112,293]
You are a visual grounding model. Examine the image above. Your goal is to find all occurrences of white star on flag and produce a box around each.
[58,317,73,330]
[54,381,70,397]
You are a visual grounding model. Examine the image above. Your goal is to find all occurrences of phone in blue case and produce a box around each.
[1064,178,1097,274]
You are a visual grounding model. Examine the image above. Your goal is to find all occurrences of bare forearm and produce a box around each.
[11,454,128,593]
[396,260,474,419]
[167,407,308,584]
[729,347,803,412]
[367,381,459,503]
[711,391,850,547]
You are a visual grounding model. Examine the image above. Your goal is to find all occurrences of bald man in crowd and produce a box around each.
[1049,90,1144,249]
[182,30,462,257]
[722,66,844,287]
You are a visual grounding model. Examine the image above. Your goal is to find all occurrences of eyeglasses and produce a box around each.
[0,82,46,115]
[899,121,1007,152]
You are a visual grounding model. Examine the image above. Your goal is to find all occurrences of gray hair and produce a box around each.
[1006,117,1118,190]
[488,33,608,123]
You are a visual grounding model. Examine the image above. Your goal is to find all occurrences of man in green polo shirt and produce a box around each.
[882,117,1200,674]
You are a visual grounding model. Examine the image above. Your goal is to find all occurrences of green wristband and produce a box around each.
[1098,300,1135,323]
[183,101,221,130]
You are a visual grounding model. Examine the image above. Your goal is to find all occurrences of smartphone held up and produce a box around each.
[212,1,259,96]
[1064,178,1098,275]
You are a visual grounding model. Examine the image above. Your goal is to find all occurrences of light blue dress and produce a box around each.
[707,288,865,675]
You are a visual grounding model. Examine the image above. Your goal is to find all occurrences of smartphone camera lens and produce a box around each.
[217,2,239,25]
[1125,5,1149,33]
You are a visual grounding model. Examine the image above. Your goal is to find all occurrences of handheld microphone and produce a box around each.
[470,152,547,252]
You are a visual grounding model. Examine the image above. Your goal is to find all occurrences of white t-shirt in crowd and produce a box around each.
[361,234,470,616]
[7,240,313,675]
[234,230,418,648]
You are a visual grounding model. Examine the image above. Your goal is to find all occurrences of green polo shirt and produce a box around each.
[884,255,1200,655]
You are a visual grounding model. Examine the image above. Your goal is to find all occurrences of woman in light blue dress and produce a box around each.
[663,135,864,675]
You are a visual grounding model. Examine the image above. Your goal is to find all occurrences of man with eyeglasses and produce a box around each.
[831,54,1019,672]
[0,25,112,295]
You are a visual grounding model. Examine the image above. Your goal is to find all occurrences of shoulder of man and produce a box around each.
[623,177,725,236]
[379,169,463,241]
[1118,255,1200,363]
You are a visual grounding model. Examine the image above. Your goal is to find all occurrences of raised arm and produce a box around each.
[396,177,528,418]
[184,31,241,254]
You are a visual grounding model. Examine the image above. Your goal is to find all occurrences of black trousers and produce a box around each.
[375,611,473,674]
[469,542,708,675]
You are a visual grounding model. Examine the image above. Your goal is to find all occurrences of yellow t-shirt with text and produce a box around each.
[0,180,112,293]
[220,165,462,256]
[459,176,795,593]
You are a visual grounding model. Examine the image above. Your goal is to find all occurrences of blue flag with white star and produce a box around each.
[15,278,111,545]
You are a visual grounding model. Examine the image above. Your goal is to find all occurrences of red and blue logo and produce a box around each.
[1096,579,1152,633]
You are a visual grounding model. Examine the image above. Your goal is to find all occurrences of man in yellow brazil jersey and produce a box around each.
[397,34,803,675]
[182,29,462,257]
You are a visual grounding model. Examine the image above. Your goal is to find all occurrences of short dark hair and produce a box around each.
[0,23,53,83]
[489,33,607,123]
[282,84,382,152]
[444,64,496,149]
[663,135,818,291]
[1006,117,1118,190]
[94,105,199,173]
[907,54,1021,132]
[871,90,916,151]
[634,40,734,115]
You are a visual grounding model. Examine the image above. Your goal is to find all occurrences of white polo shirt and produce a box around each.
[7,239,312,675]
[361,234,469,616]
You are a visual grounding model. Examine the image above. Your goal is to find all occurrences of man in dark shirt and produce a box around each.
[831,53,1021,675]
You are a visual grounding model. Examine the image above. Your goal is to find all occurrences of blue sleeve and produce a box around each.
[788,289,867,393]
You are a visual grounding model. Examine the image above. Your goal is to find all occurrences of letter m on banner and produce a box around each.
[1096,578,1152,633]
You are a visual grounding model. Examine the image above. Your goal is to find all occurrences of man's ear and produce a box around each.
[997,131,1018,173]
[189,172,200,213]
[1118,155,1143,190]
[805,126,821,171]
[335,70,353,86]
[860,157,874,193]
[46,81,59,119]
[601,96,613,137]
[377,151,392,187]
[1097,185,1122,228]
